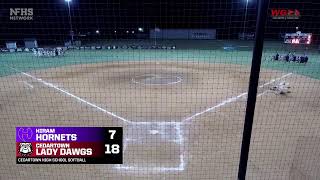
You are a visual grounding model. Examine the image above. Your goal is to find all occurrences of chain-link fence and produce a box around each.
[0,0,319,179]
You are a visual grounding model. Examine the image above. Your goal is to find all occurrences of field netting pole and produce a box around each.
[238,0,269,180]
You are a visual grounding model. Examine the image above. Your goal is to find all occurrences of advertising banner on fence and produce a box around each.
[271,9,301,20]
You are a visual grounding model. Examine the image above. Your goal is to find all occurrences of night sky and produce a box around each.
[0,0,319,45]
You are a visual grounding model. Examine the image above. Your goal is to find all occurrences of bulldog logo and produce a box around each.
[19,142,33,156]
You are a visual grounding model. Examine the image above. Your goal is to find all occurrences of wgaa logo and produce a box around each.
[271,9,300,20]
[10,8,33,21]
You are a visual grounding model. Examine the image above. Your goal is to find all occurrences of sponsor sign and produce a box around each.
[271,9,300,19]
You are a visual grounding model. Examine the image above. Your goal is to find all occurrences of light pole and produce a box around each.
[242,0,249,36]
[65,0,73,43]
[154,24,159,46]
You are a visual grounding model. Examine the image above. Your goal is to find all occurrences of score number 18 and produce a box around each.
[105,130,121,154]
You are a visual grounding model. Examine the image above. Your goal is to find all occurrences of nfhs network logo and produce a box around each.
[10,8,33,21]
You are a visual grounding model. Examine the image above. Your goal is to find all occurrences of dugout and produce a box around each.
[6,41,17,49]
[24,38,38,48]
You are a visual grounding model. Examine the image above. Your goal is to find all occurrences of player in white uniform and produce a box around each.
[270,81,291,94]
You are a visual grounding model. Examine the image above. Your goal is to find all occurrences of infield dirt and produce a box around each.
[1,61,319,179]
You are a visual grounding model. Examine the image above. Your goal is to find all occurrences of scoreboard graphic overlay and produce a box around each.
[284,32,312,44]
[16,127,122,164]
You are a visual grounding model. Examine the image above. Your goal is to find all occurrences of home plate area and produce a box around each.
[115,122,185,172]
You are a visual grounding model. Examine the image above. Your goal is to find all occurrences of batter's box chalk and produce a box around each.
[114,122,186,172]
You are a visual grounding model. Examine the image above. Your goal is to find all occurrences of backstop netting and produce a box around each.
[0,0,319,179]
[247,1,320,179]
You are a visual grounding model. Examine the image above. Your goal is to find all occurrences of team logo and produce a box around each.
[19,142,33,156]
[18,128,33,142]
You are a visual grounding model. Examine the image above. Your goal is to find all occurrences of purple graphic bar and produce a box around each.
[16,127,107,142]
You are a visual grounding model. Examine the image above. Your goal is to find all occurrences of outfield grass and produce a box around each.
[1,41,319,79]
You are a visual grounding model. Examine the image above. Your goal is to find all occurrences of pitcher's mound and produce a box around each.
[132,74,182,85]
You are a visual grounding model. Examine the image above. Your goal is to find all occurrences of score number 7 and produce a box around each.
[108,130,116,140]
[105,130,120,154]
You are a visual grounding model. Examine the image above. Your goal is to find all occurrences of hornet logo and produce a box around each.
[18,128,33,142]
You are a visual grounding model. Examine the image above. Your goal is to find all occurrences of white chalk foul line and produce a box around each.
[258,73,292,88]
[257,90,269,97]
[183,73,292,122]
[9,67,130,123]
[21,81,34,89]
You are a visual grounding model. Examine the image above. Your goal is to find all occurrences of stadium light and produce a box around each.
[114,30,117,39]
[138,27,144,32]
[242,0,249,35]
[65,0,73,42]
[96,30,100,34]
